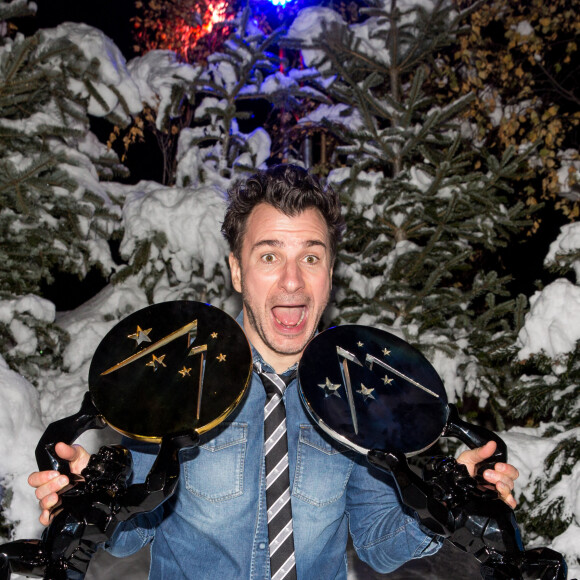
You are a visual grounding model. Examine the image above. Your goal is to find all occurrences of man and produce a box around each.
[29,165,518,578]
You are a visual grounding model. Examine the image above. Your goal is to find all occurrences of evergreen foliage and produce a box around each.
[508,261,580,545]
[0,0,578,568]
[0,28,128,376]
[286,0,533,417]
[174,8,282,188]
[174,7,327,185]
[510,345,580,543]
[110,8,336,305]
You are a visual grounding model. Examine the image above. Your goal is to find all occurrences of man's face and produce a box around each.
[229,203,333,373]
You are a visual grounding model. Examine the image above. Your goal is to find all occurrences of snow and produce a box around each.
[120,182,228,283]
[350,21,391,66]
[501,426,580,573]
[0,104,79,136]
[204,57,239,92]
[501,426,560,493]
[555,149,580,202]
[1,7,579,580]
[0,296,56,358]
[260,70,297,93]
[517,278,580,363]
[286,7,346,70]
[0,355,44,540]
[428,343,470,404]
[328,168,383,207]
[128,51,200,131]
[233,128,272,170]
[42,23,142,122]
[515,21,534,37]
[0,295,55,324]
[409,166,434,192]
[300,103,365,133]
[553,523,580,573]
[545,221,580,280]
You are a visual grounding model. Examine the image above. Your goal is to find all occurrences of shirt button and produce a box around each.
[259,543,266,550]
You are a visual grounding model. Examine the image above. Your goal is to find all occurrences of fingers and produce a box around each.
[27,442,90,527]
[456,441,520,509]
[28,471,69,525]
[53,441,79,462]
[465,440,497,465]
[494,460,520,483]
[28,469,62,489]
[54,442,90,473]
[456,441,497,476]
[28,470,68,526]
[39,508,52,528]
[485,475,517,508]
[482,462,519,509]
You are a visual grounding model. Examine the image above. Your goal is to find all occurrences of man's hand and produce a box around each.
[27,442,91,526]
[456,440,519,509]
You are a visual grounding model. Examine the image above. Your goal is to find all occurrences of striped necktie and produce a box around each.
[255,362,298,580]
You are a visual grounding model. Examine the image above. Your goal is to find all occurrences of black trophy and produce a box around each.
[0,301,252,580]
[298,324,568,580]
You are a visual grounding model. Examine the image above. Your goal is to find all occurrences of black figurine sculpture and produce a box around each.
[298,324,568,580]
[0,301,253,580]
[1,420,198,580]
[0,305,570,579]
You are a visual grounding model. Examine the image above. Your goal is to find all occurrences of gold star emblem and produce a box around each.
[382,348,391,356]
[146,354,166,371]
[383,375,394,385]
[357,383,375,401]
[216,353,226,362]
[178,366,192,377]
[357,341,364,347]
[211,332,218,339]
[128,326,152,346]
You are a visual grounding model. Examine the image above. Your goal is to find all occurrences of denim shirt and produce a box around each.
[107,315,441,579]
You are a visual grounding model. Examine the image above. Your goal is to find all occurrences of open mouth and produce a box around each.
[272,305,307,329]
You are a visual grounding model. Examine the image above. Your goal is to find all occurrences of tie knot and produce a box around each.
[254,363,296,398]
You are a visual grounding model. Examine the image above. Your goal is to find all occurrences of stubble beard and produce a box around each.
[240,280,327,359]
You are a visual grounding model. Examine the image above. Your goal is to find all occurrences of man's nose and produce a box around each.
[279,261,305,293]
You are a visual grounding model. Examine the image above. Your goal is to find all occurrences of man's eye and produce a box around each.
[262,254,276,263]
[304,255,319,264]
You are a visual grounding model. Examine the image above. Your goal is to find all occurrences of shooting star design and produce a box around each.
[337,346,363,435]
[365,353,439,398]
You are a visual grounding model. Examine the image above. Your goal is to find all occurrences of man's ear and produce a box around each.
[229,253,242,293]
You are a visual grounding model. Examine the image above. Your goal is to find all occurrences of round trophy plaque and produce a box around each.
[89,301,252,442]
[298,325,449,456]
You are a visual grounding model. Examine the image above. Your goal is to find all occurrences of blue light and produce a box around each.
[268,0,293,6]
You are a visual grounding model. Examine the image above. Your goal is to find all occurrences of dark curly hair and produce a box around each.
[221,164,345,261]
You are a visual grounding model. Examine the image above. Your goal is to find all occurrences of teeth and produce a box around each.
[274,308,305,328]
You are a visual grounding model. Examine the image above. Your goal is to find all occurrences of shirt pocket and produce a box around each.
[292,424,353,507]
[182,422,247,502]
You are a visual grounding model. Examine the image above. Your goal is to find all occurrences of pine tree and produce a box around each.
[510,345,580,541]
[0,25,132,379]
[506,228,580,549]
[112,6,327,305]
[284,1,579,560]
[285,0,532,423]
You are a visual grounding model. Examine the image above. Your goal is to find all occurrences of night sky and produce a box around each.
[19,0,137,57]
